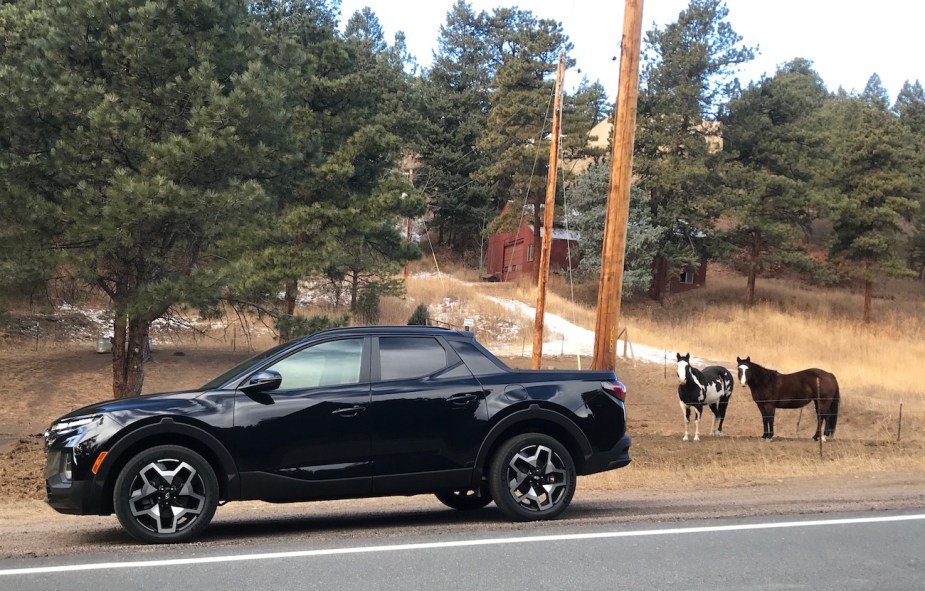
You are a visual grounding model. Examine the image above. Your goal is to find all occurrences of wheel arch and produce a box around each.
[95,418,239,515]
[474,405,592,479]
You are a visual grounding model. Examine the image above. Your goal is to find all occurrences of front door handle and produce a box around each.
[447,393,478,405]
[332,405,366,417]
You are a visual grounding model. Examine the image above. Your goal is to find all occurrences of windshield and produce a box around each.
[199,341,293,390]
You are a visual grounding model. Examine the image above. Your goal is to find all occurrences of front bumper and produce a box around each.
[46,471,98,515]
[580,434,632,475]
[44,439,107,516]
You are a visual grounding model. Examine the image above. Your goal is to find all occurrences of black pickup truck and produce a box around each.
[44,326,631,543]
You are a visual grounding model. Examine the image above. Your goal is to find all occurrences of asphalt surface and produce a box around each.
[2,510,923,591]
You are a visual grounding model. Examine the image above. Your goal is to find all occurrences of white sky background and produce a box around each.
[337,0,924,103]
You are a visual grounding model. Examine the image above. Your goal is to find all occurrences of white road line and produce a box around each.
[3,513,925,577]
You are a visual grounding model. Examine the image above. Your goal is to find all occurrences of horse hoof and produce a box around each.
[693,436,700,442]
[682,436,689,442]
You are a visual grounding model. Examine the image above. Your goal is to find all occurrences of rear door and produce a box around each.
[369,335,488,494]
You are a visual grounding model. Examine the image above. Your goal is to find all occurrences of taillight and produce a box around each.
[601,380,627,402]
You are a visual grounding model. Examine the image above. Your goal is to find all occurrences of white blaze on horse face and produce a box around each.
[677,360,688,384]
[738,364,749,386]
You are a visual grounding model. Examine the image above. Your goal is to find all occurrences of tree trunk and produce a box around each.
[111,313,150,398]
[863,278,872,323]
[649,255,668,303]
[124,318,150,397]
[111,312,128,399]
[746,231,761,307]
[284,280,297,316]
[350,272,360,311]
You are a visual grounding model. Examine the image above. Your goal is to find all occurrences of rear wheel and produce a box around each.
[488,433,576,521]
[113,445,218,544]
[434,489,492,511]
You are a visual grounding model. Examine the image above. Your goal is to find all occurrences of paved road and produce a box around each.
[2,510,923,590]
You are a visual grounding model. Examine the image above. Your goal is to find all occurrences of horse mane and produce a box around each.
[747,360,778,388]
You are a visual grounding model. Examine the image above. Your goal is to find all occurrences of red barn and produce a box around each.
[486,223,579,282]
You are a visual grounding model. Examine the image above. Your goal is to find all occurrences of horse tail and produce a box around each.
[828,380,840,433]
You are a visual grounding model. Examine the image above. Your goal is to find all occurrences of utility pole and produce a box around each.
[531,50,566,369]
[592,0,644,371]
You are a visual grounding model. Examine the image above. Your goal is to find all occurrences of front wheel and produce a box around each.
[488,433,576,521]
[435,489,492,511]
[113,445,219,544]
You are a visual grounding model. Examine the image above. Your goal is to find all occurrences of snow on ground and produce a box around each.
[484,295,698,366]
[412,272,698,366]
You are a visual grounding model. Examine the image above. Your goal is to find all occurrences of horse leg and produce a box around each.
[708,403,720,435]
[714,400,729,435]
[693,405,703,442]
[759,403,776,440]
[680,401,690,441]
[812,399,824,442]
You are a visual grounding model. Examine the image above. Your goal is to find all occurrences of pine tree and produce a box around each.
[415,1,496,251]
[721,59,834,305]
[0,0,284,397]
[826,92,919,321]
[634,0,754,301]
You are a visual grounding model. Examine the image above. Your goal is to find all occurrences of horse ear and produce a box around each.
[745,356,750,362]
[676,352,681,361]
[684,353,690,360]
[736,357,742,364]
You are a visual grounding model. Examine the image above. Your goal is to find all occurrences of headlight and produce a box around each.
[50,414,103,433]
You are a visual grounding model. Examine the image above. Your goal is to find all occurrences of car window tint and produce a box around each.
[268,338,363,390]
[379,337,448,381]
[450,339,509,375]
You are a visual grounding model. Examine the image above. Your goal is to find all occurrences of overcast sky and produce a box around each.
[338,0,924,103]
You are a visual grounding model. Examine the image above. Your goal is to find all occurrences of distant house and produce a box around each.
[485,203,579,282]
[670,260,708,294]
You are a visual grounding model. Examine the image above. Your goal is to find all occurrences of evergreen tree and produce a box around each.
[0,0,282,397]
[826,93,919,321]
[475,7,572,280]
[894,80,925,279]
[720,59,834,305]
[634,0,754,301]
[570,161,662,296]
[415,1,496,251]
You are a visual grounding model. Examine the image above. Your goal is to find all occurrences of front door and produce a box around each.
[232,336,372,501]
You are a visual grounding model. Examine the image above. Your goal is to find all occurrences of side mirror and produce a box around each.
[241,370,282,394]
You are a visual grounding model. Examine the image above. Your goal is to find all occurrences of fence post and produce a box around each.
[897,399,904,442]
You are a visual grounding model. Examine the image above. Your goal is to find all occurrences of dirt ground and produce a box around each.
[1,340,923,558]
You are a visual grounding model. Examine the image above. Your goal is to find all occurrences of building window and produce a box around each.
[680,270,695,284]
[527,244,534,262]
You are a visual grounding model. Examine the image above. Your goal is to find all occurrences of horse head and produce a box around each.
[676,352,691,385]
[736,356,752,386]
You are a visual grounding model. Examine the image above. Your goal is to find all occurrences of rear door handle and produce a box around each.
[332,405,366,417]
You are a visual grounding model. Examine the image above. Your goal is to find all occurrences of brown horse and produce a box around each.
[736,357,840,441]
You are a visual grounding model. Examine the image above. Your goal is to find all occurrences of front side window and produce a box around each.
[379,337,449,381]
[267,338,363,390]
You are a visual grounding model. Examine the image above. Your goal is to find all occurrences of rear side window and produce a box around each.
[379,337,448,381]
[450,339,509,376]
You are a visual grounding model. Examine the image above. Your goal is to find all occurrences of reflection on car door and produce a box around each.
[370,335,488,494]
[232,336,372,501]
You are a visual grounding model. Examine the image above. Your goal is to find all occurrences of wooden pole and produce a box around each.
[592,0,644,371]
[531,50,566,369]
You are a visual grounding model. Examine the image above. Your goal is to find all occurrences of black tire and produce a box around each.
[488,433,576,521]
[434,489,493,511]
[113,445,219,544]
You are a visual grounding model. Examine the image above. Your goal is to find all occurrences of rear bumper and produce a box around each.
[580,434,631,475]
